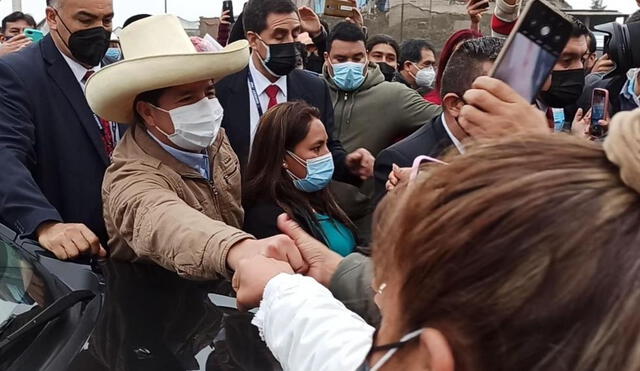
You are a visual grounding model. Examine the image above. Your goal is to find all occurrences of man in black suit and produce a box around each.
[374,37,504,202]
[0,0,116,259]
[215,0,373,183]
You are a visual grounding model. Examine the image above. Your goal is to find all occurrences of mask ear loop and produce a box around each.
[409,155,449,182]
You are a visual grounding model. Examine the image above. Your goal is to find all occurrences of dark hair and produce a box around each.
[435,29,482,93]
[244,101,355,240]
[133,88,168,124]
[123,14,151,28]
[440,37,503,98]
[366,34,400,57]
[586,31,597,54]
[327,21,366,53]
[243,0,297,35]
[398,38,435,71]
[570,16,589,39]
[626,9,640,24]
[1,11,36,34]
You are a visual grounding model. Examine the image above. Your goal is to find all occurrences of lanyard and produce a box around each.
[247,72,265,117]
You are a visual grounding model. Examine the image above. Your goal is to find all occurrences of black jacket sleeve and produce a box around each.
[372,146,410,207]
[0,61,62,236]
[243,201,285,239]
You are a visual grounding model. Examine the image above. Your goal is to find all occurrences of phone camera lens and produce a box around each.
[540,26,551,36]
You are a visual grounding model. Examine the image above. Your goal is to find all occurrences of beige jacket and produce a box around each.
[102,124,253,280]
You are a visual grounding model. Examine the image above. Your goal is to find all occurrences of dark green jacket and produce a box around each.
[323,62,442,156]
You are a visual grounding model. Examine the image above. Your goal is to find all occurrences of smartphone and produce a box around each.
[223,0,235,23]
[489,0,574,103]
[470,0,490,10]
[325,0,357,18]
[24,28,44,43]
[590,88,609,137]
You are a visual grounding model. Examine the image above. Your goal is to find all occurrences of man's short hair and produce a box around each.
[587,31,597,54]
[626,10,640,24]
[366,34,399,56]
[243,0,297,35]
[398,38,435,71]
[570,17,589,39]
[440,37,504,98]
[2,11,36,34]
[327,21,366,53]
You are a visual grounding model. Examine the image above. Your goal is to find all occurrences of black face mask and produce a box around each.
[540,69,585,108]
[258,38,300,77]
[57,12,110,67]
[376,62,396,82]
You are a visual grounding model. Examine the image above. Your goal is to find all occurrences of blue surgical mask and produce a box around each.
[286,151,334,192]
[331,61,367,91]
[105,47,122,61]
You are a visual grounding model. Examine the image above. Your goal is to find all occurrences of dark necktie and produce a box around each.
[83,70,115,157]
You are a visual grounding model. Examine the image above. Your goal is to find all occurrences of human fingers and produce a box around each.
[470,76,527,104]
[78,224,102,256]
[263,235,308,274]
[573,108,584,124]
[462,87,508,115]
[61,239,81,260]
[277,214,326,268]
[458,103,491,137]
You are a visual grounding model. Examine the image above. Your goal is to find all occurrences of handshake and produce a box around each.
[229,214,344,311]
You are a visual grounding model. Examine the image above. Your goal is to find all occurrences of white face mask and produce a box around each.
[153,97,224,152]
[413,64,436,89]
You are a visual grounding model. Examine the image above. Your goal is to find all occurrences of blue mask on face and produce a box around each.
[105,47,122,61]
[286,151,334,192]
[331,61,367,91]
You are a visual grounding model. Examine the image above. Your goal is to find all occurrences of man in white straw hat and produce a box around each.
[86,15,308,280]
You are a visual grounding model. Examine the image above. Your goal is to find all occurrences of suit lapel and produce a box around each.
[287,70,308,103]
[432,115,456,155]
[221,67,251,166]
[41,36,109,166]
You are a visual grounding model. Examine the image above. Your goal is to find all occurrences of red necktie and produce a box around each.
[83,70,115,157]
[265,85,280,109]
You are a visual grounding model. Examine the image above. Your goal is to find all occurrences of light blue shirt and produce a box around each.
[148,131,211,180]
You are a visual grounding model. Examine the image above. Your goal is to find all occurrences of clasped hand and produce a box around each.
[232,214,342,311]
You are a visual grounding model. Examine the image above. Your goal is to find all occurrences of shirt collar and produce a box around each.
[249,55,287,95]
[441,113,465,154]
[147,130,211,180]
[56,44,101,88]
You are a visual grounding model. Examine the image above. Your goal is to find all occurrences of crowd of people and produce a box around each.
[1,0,640,369]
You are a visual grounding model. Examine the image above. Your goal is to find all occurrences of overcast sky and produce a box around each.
[0,0,637,28]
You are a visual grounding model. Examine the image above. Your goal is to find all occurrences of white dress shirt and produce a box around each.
[441,113,465,154]
[56,46,122,144]
[247,56,287,149]
[58,48,101,91]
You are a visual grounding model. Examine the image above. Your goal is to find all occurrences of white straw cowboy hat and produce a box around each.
[86,14,249,124]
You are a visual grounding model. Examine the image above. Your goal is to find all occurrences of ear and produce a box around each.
[420,328,454,371]
[246,31,259,50]
[136,101,155,128]
[442,93,464,118]
[45,7,58,31]
[403,60,413,72]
